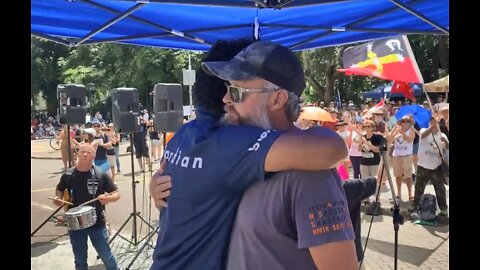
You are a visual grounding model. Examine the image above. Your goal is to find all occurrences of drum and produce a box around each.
[64,205,97,230]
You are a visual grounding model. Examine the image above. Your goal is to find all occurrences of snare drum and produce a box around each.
[64,205,97,230]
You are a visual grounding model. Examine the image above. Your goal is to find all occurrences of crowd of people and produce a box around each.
[296,95,449,216]
[43,38,449,270]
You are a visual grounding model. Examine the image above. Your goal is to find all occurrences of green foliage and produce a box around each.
[31,37,70,115]
[31,34,448,115]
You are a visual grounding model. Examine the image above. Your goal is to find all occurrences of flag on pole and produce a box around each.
[338,35,424,84]
[365,98,386,118]
[391,81,415,100]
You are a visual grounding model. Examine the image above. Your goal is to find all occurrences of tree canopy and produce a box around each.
[31,35,448,116]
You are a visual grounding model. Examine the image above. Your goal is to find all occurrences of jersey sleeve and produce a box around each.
[56,174,68,192]
[286,170,355,249]
[217,124,283,190]
[102,173,118,193]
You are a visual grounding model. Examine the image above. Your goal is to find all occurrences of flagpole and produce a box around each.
[422,85,444,133]
[337,89,342,111]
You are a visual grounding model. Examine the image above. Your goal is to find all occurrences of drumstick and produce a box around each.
[48,197,73,205]
[79,190,119,206]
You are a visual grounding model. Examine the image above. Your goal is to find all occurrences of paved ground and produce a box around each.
[31,138,449,269]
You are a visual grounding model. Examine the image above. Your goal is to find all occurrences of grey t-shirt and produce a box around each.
[227,169,355,270]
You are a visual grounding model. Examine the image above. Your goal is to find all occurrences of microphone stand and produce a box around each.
[361,143,404,270]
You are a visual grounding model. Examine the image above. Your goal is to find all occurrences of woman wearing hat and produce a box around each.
[336,120,351,180]
[106,123,120,182]
[348,117,364,179]
[388,115,415,201]
[107,123,121,175]
[91,122,113,177]
[359,120,383,180]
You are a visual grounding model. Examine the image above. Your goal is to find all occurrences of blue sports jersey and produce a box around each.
[151,109,283,270]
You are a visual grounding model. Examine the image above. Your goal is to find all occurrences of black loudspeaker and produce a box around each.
[111,88,140,133]
[153,83,184,132]
[57,84,87,125]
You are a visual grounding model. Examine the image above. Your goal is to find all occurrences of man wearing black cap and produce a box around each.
[150,40,357,270]
[202,41,356,270]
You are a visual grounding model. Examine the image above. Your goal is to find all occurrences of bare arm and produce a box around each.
[98,191,120,205]
[53,190,64,206]
[387,125,400,141]
[264,126,348,172]
[100,140,113,149]
[366,139,380,153]
[309,240,358,270]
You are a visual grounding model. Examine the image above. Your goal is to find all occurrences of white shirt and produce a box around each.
[337,130,350,140]
[349,131,363,157]
[418,129,448,170]
[392,128,414,157]
[337,130,351,161]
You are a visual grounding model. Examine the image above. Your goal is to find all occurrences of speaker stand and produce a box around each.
[124,131,166,269]
[108,133,155,247]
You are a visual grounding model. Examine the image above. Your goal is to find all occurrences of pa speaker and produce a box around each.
[57,84,87,125]
[111,88,140,133]
[153,83,184,132]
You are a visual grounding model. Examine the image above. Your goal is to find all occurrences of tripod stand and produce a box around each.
[31,124,74,237]
[108,132,155,247]
[361,148,404,270]
[124,131,166,269]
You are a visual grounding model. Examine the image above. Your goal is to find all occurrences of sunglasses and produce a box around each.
[225,83,279,103]
[363,125,373,128]
[401,120,411,123]
[93,125,101,128]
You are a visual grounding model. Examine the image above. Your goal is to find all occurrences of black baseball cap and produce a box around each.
[201,40,306,96]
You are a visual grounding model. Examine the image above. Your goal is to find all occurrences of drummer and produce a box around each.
[53,143,120,270]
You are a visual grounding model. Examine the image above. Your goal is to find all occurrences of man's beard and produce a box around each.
[221,100,272,130]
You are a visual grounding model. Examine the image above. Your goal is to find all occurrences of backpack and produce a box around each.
[418,193,437,221]
[364,201,381,216]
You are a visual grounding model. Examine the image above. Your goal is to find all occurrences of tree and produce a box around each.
[31,37,70,116]
[32,34,448,114]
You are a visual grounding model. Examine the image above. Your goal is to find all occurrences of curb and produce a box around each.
[31,152,131,160]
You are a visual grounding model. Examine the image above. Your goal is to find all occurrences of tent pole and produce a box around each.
[31,32,71,46]
[388,0,449,35]
[75,3,147,46]
[84,0,211,45]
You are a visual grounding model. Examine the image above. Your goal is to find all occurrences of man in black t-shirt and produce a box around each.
[53,143,120,270]
[132,125,151,172]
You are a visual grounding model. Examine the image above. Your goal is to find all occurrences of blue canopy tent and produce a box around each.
[31,0,449,51]
[362,82,422,99]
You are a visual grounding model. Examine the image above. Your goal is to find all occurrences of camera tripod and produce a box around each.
[361,149,404,270]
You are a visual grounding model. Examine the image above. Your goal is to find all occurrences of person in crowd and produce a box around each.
[408,117,449,216]
[53,143,120,270]
[388,115,415,201]
[348,116,364,179]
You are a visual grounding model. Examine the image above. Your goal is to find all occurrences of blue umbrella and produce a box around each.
[395,105,431,129]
